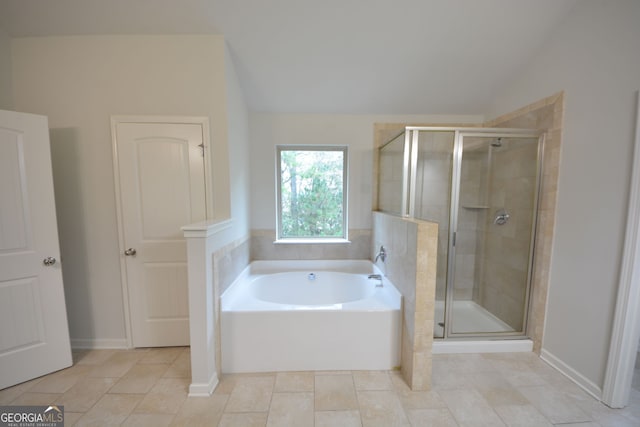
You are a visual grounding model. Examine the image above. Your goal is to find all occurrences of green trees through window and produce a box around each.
[277,147,347,239]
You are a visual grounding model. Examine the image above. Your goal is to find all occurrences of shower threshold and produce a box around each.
[433,300,533,354]
[435,300,515,335]
[432,339,533,354]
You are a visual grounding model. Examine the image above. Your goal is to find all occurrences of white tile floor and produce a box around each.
[0,348,639,426]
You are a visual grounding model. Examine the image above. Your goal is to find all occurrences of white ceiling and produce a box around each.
[0,0,578,114]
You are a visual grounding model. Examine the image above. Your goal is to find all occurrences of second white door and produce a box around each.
[113,120,208,347]
[0,110,72,388]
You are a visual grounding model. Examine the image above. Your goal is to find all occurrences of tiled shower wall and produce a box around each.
[378,133,404,215]
[485,92,564,352]
[372,212,437,390]
[457,142,490,302]
[476,142,538,331]
[413,132,455,302]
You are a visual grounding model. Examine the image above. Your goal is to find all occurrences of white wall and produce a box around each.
[0,26,12,109]
[222,44,250,242]
[249,113,483,231]
[486,0,640,392]
[11,35,238,346]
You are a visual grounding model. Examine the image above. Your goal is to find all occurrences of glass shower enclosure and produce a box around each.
[378,127,544,339]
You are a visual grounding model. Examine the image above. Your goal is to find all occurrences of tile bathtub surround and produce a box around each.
[215,237,251,297]
[2,349,639,426]
[250,229,371,260]
[373,212,437,391]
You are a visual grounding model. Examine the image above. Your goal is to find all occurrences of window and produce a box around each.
[276,146,348,241]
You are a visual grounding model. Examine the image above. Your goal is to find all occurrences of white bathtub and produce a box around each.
[221,260,402,373]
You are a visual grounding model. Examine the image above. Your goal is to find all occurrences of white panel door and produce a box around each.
[114,122,207,347]
[0,110,72,389]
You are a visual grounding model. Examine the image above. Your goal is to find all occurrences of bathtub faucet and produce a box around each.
[368,274,383,287]
[374,245,387,264]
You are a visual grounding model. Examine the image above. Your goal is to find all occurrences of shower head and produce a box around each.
[491,138,502,147]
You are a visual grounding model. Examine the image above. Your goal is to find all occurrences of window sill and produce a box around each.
[273,238,351,245]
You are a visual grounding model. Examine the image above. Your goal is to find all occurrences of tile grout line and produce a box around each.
[312,373,316,427]
[69,353,122,424]
[265,372,277,426]
[350,371,363,424]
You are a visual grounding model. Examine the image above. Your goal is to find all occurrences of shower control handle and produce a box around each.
[494,210,510,226]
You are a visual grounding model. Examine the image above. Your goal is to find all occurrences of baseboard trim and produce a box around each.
[188,375,219,397]
[540,348,603,400]
[70,338,129,349]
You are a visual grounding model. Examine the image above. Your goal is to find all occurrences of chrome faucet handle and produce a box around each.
[493,209,510,226]
[375,245,387,263]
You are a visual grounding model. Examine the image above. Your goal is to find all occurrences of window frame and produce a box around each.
[275,145,349,243]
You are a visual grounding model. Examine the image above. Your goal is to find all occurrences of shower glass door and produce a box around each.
[447,133,541,337]
[410,130,455,338]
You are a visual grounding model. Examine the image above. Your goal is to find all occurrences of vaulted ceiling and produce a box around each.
[0,0,578,114]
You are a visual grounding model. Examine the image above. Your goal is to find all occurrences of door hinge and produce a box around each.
[452,232,456,247]
[198,143,205,157]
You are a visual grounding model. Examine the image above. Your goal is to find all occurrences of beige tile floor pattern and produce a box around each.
[1,347,639,426]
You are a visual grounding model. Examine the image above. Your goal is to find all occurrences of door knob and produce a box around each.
[43,257,56,266]
[124,248,137,256]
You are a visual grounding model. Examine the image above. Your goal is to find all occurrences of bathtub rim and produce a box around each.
[221,259,401,312]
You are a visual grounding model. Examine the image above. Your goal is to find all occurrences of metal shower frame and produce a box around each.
[384,126,545,340]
